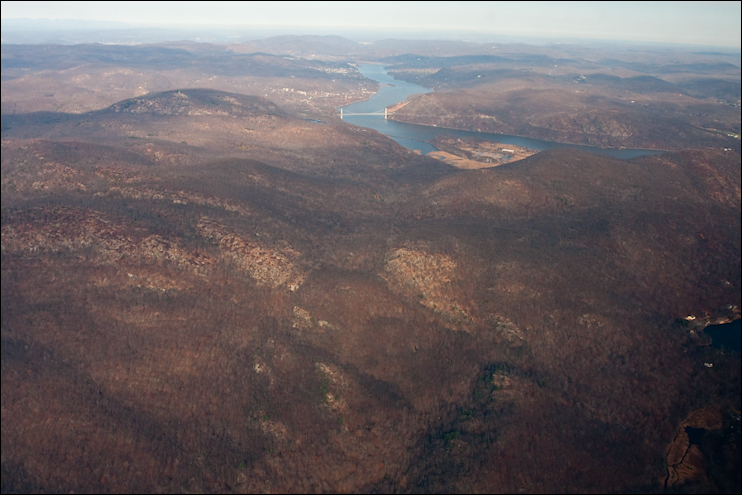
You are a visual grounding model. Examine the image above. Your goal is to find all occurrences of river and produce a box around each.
[340,64,665,159]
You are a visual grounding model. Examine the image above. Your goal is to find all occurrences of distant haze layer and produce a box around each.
[1,1,741,48]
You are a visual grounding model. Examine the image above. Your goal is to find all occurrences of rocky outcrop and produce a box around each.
[381,244,475,330]
[1,207,214,276]
[0,208,305,292]
[104,186,251,216]
[196,218,304,291]
[1,161,87,193]
[316,362,350,415]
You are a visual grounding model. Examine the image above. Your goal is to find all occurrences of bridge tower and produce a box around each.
[340,108,343,120]
[384,108,387,120]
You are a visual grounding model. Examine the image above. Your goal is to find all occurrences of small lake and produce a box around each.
[340,64,665,159]
[704,319,741,353]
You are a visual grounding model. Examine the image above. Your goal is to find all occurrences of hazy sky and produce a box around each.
[2,1,741,47]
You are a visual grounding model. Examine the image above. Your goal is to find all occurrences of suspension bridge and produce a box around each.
[340,108,390,119]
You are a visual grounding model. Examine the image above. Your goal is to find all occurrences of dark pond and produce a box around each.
[704,319,741,353]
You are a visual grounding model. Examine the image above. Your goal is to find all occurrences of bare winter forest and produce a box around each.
[1,32,740,493]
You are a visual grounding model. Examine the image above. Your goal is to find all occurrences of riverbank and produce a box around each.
[386,101,410,113]
[425,150,497,169]
[428,136,537,168]
[341,64,668,159]
[387,113,671,155]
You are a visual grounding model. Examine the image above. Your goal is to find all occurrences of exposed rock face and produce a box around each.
[1,161,87,193]
[105,186,251,216]
[118,271,194,292]
[196,218,304,291]
[1,207,214,275]
[316,362,350,415]
[0,209,304,294]
[381,245,475,329]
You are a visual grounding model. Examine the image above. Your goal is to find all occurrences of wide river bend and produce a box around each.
[340,64,664,159]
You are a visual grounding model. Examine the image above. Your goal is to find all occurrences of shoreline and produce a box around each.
[425,150,509,169]
[342,64,671,156]
[385,114,672,154]
[385,100,411,113]
[427,137,537,169]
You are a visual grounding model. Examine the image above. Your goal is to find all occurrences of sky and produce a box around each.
[2,1,741,48]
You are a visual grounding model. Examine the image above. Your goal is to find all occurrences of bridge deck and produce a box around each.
[340,108,392,119]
